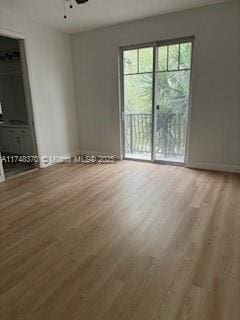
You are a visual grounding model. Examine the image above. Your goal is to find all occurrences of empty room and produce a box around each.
[0,0,239,319]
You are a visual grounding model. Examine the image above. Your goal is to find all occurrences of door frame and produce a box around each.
[119,36,194,166]
[0,28,39,182]
[0,152,5,181]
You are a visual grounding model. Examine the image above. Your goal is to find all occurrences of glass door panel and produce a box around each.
[121,40,193,164]
[123,47,153,160]
[155,41,192,163]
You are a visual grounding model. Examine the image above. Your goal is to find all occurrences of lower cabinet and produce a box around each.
[0,126,34,155]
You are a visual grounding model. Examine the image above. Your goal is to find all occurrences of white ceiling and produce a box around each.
[0,0,230,34]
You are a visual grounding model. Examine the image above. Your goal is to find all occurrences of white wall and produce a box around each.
[71,0,240,171]
[0,10,79,167]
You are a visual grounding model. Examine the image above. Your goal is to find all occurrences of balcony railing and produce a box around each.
[125,112,187,157]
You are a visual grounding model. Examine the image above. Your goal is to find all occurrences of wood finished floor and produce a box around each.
[0,161,240,320]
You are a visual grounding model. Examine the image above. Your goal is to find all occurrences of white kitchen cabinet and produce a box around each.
[0,125,34,155]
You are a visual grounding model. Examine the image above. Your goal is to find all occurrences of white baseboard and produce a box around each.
[186,162,240,174]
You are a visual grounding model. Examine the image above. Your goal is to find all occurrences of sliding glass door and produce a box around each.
[122,38,193,164]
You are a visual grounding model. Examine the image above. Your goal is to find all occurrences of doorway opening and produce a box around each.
[0,35,39,181]
[121,38,193,164]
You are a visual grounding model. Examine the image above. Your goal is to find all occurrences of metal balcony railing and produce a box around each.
[125,112,187,157]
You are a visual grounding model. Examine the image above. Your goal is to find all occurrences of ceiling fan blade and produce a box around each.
[76,0,88,4]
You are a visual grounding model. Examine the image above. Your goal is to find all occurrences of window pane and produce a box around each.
[124,50,138,74]
[124,74,153,113]
[168,44,179,71]
[155,70,191,113]
[158,46,168,71]
[180,42,192,70]
[139,47,153,73]
[124,73,152,159]
[155,70,191,159]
